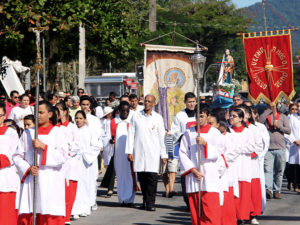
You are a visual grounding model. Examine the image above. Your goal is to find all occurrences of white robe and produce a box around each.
[113,116,136,203]
[8,105,34,129]
[13,125,67,216]
[0,126,19,210]
[86,114,103,207]
[125,110,168,173]
[288,113,300,164]
[101,118,113,166]
[256,122,270,212]
[71,125,101,215]
[179,126,224,193]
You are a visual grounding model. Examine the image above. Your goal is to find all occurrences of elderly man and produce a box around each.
[126,94,168,211]
[69,96,81,121]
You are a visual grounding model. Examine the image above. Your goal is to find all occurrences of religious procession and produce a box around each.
[1,0,300,225]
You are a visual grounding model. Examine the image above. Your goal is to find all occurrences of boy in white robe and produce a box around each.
[13,100,67,225]
[179,106,224,225]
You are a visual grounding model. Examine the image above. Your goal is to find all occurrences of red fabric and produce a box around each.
[130,161,140,191]
[41,145,48,166]
[221,154,229,168]
[188,192,221,225]
[0,154,11,168]
[251,152,258,159]
[251,178,262,217]
[243,34,294,102]
[231,125,245,133]
[0,192,17,225]
[62,120,70,127]
[5,102,19,119]
[38,124,54,135]
[18,213,65,225]
[203,144,208,159]
[110,118,117,138]
[182,168,195,176]
[65,180,78,223]
[0,124,8,135]
[21,167,31,183]
[187,121,197,129]
[221,187,236,225]
[234,181,252,220]
[267,112,281,130]
[245,121,250,126]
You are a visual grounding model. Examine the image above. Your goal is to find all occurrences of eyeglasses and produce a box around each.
[13,96,19,99]
[291,108,297,110]
[233,98,241,102]
[230,115,238,118]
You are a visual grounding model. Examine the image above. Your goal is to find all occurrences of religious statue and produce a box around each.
[222,49,234,84]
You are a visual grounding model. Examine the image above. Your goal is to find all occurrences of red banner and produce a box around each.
[243,33,295,103]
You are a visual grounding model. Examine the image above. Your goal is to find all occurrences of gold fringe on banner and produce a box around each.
[237,28,298,37]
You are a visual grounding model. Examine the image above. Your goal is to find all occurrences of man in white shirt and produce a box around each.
[126,94,168,211]
[129,94,144,112]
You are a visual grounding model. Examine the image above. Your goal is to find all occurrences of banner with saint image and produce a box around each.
[242,30,295,103]
[143,44,195,130]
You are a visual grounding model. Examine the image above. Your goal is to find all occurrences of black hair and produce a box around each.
[196,103,211,116]
[19,94,29,101]
[0,103,6,114]
[24,114,35,123]
[211,107,226,121]
[184,92,196,102]
[64,95,71,103]
[75,110,86,119]
[209,112,220,124]
[39,91,47,101]
[10,90,19,98]
[8,124,22,137]
[230,106,248,128]
[112,107,120,118]
[80,95,92,103]
[47,93,57,101]
[4,119,16,126]
[56,102,69,120]
[109,92,116,97]
[129,94,138,100]
[78,88,84,93]
[237,104,255,125]
[39,100,57,126]
[289,103,297,111]
[219,119,231,133]
[119,101,131,109]
[120,95,129,101]
[52,106,60,125]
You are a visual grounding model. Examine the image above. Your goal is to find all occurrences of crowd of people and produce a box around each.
[0,88,297,225]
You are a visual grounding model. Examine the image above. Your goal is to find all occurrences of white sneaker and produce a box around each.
[72,214,79,220]
[251,217,260,225]
[79,213,88,217]
[65,222,71,225]
[91,203,98,211]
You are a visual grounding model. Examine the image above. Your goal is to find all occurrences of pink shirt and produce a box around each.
[5,101,19,119]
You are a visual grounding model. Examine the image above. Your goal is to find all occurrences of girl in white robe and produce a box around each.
[100,107,113,167]
[0,103,19,225]
[13,100,68,225]
[72,110,101,217]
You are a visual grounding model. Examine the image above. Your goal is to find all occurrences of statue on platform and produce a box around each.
[219,49,234,84]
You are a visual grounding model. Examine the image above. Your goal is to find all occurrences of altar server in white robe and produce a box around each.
[179,106,224,225]
[56,102,80,224]
[0,103,19,225]
[126,95,168,211]
[169,92,196,200]
[72,110,102,217]
[9,94,34,129]
[13,100,67,225]
[112,102,137,205]
[288,102,300,192]
[80,96,103,211]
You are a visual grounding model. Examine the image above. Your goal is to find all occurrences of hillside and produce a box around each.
[243,0,300,55]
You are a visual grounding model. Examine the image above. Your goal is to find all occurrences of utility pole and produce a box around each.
[78,22,86,89]
[149,0,156,32]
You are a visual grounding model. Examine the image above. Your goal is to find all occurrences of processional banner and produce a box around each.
[242,30,295,103]
[143,44,195,130]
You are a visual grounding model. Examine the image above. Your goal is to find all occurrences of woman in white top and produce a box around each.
[8,94,33,129]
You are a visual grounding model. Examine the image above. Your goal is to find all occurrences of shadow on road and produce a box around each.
[259,216,300,221]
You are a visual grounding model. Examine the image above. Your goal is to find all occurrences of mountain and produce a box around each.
[243,0,300,56]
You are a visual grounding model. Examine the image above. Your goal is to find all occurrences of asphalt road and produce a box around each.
[72,174,300,225]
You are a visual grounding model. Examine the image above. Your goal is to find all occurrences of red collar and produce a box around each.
[56,122,61,127]
[245,121,250,126]
[187,122,211,133]
[0,124,8,135]
[232,125,245,133]
[38,124,54,135]
[62,120,70,127]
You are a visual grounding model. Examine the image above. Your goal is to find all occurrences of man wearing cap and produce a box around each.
[57,92,65,103]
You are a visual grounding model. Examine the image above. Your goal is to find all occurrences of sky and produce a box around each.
[231,0,261,8]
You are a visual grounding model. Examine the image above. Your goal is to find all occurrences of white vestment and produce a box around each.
[113,116,136,203]
[125,110,168,173]
[71,125,101,215]
[13,125,67,216]
[101,118,113,166]
[288,113,300,164]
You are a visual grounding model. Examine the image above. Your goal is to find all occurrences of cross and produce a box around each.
[28,17,49,72]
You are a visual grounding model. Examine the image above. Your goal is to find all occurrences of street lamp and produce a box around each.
[190,43,206,217]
